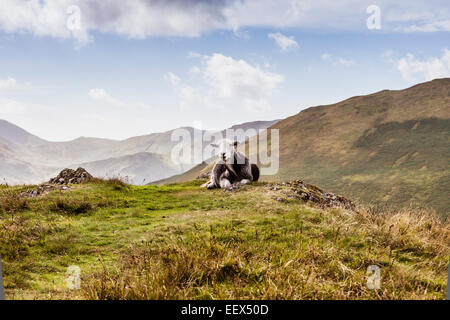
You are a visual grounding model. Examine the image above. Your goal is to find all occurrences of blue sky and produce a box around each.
[0,0,449,141]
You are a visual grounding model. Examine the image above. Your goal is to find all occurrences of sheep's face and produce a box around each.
[211,139,237,163]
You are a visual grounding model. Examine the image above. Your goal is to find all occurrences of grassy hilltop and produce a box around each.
[1,179,448,300]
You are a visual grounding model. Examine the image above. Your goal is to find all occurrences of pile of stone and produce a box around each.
[197,172,211,180]
[49,167,93,185]
[267,180,355,211]
[20,184,69,198]
[21,168,93,198]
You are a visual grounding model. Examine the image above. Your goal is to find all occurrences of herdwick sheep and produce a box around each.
[202,139,260,190]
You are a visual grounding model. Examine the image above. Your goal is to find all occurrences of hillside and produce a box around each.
[160,79,450,216]
[152,161,210,185]
[0,179,448,299]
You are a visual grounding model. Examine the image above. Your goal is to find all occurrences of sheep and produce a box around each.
[202,139,260,190]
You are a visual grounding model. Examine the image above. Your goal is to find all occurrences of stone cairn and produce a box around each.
[49,167,93,185]
[21,168,94,198]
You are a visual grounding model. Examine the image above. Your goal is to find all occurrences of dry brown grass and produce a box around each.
[81,203,449,300]
[356,206,449,256]
[0,190,29,214]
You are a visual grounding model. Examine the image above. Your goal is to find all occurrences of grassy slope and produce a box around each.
[1,180,448,300]
[159,79,450,216]
[152,161,209,185]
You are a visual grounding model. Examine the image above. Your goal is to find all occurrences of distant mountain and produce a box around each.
[158,78,450,217]
[0,118,278,185]
[104,120,279,159]
[0,119,44,146]
[71,152,179,185]
[24,137,119,167]
[0,122,57,184]
[0,144,58,185]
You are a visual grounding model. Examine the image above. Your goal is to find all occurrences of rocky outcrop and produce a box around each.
[49,167,93,185]
[267,180,355,210]
[20,184,69,198]
[197,172,211,179]
[21,168,94,198]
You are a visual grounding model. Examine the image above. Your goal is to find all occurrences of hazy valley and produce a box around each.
[0,119,278,185]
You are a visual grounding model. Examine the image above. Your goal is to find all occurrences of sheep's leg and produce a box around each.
[201,176,218,189]
[203,162,226,189]
[208,169,224,189]
[201,181,215,188]
[219,178,231,189]
[207,181,217,189]
[240,179,251,185]
[204,161,235,190]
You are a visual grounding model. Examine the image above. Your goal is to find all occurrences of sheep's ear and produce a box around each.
[211,143,219,148]
[233,141,238,149]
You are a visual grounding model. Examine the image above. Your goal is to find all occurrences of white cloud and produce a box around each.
[321,53,354,67]
[89,88,151,110]
[225,0,450,33]
[179,85,203,111]
[163,72,181,86]
[164,73,206,111]
[0,77,18,90]
[89,88,122,106]
[167,53,284,112]
[395,49,450,81]
[268,32,299,51]
[189,66,201,74]
[0,0,91,46]
[232,27,250,40]
[0,76,33,91]
[0,97,25,114]
[0,1,448,46]
[0,0,227,45]
[321,53,331,61]
[188,51,202,59]
[204,54,283,106]
[402,20,450,32]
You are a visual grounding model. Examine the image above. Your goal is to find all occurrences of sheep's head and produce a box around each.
[211,139,238,163]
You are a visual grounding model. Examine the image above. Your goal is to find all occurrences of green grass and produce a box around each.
[0,179,448,299]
